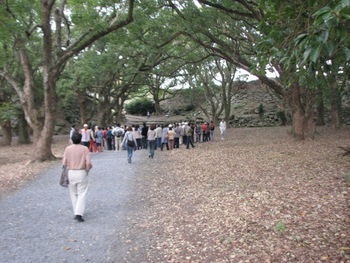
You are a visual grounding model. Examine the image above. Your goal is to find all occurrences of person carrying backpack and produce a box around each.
[112,124,125,151]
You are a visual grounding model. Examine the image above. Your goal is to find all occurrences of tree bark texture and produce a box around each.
[1,0,135,162]
[316,96,325,126]
[17,110,31,144]
[287,82,315,139]
[329,81,341,129]
[1,120,12,146]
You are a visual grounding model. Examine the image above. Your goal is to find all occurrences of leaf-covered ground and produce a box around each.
[130,126,350,262]
[0,126,349,262]
[0,135,68,198]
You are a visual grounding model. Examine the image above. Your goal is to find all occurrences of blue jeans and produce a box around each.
[196,133,201,143]
[149,140,155,158]
[127,146,134,162]
[157,137,162,148]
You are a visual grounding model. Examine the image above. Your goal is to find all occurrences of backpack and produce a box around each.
[113,128,124,137]
[107,130,113,140]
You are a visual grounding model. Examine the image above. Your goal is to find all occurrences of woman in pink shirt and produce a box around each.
[62,132,92,222]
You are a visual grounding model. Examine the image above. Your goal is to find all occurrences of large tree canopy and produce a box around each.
[0,0,135,161]
[1,0,350,159]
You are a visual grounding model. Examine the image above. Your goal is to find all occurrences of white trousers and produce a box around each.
[68,170,88,216]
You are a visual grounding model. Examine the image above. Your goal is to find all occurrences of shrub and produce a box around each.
[125,98,155,115]
[344,172,350,187]
[258,103,265,115]
[276,109,287,125]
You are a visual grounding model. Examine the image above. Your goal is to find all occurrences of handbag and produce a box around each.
[127,139,135,147]
[60,165,69,187]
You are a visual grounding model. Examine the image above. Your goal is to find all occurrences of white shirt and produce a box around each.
[219,121,226,132]
[80,128,91,142]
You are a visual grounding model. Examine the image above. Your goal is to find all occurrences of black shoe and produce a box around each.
[74,215,84,222]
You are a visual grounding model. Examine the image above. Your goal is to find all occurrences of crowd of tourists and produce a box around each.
[70,119,227,157]
[69,119,227,165]
[63,119,227,222]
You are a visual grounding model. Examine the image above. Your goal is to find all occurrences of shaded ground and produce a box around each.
[0,144,153,262]
[0,125,349,262]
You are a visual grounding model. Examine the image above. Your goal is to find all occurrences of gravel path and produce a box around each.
[0,148,154,263]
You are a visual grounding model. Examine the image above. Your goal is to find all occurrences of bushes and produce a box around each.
[125,98,155,115]
[276,109,287,125]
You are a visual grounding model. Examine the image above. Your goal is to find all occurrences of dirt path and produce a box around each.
[0,147,154,262]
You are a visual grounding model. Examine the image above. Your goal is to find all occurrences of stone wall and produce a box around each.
[230,80,283,127]
[162,80,350,127]
[229,80,350,127]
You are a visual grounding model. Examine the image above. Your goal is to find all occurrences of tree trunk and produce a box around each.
[1,120,12,146]
[154,99,163,115]
[31,77,57,162]
[1,0,135,162]
[77,89,88,126]
[316,97,325,126]
[97,99,110,127]
[224,105,231,128]
[288,82,315,139]
[17,110,31,144]
[329,82,341,129]
[114,108,123,124]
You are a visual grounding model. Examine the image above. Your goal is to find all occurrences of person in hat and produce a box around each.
[80,124,91,148]
[167,124,176,150]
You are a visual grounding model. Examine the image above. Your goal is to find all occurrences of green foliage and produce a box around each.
[0,103,17,123]
[257,0,346,81]
[234,104,245,110]
[185,104,195,112]
[344,172,350,187]
[276,109,287,125]
[59,95,80,125]
[125,98,155,115]
[257,104,265,115]
[275,221,286,233]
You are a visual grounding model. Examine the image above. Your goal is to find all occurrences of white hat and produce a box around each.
[169,124,173,128]
[83,124,88,127]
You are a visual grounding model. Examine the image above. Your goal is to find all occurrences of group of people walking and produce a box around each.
[70,119,227,161]
[63,119,227,222]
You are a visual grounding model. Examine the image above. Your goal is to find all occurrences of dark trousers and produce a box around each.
[136,138,142,149]
[107,139,112,150]
[82,141,90,148]
[182,135,187,145]
[141,136,147,149]
[203,132,208,142]
[161,142,169,151]
[186,136,195,148]
[174,137,180,148]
